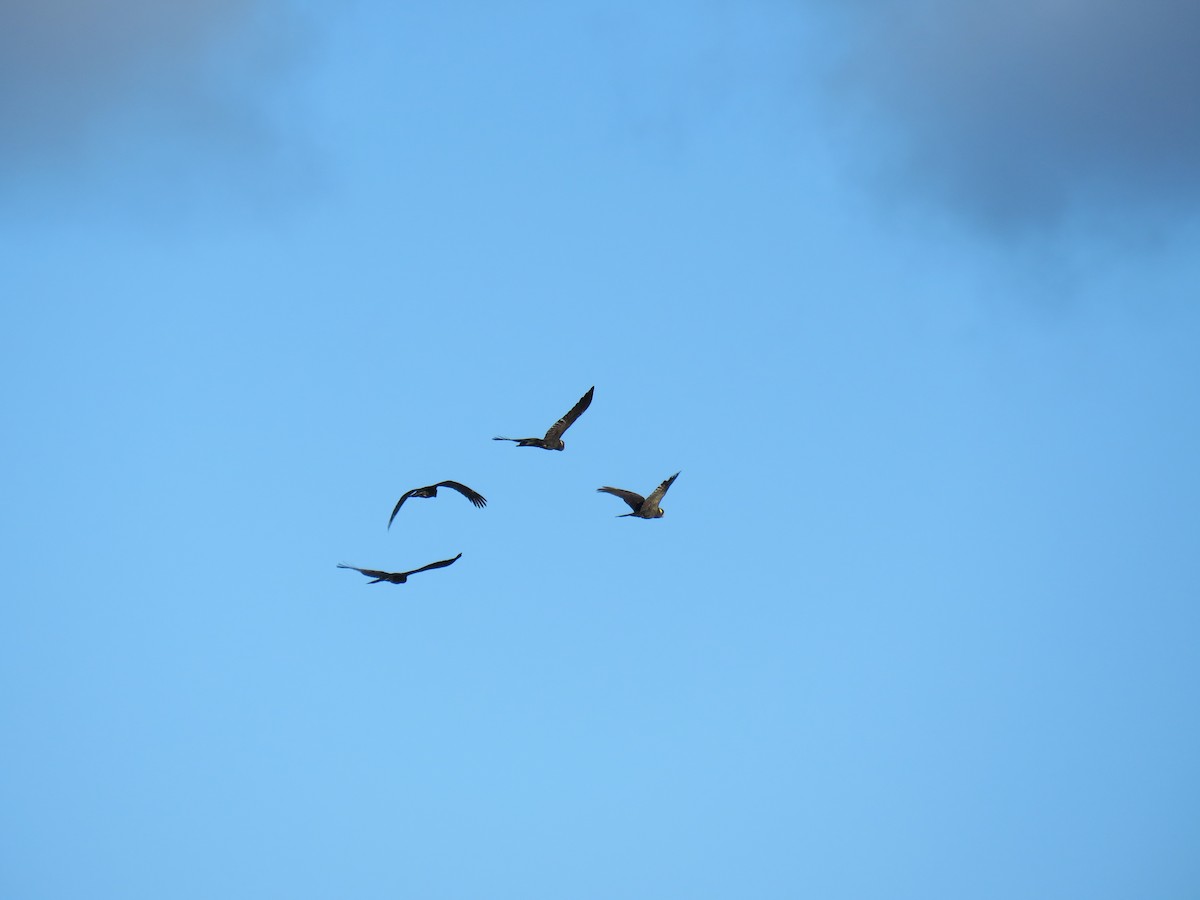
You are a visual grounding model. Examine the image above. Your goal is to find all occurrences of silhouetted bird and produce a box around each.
[493,386,594,451]
[596,472,680,518]
[388,481,486,529]
[337,553,463,584]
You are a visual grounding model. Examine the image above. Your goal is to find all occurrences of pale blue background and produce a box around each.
[3,3,1199,898]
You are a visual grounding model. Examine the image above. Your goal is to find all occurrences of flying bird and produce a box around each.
[337,553,463,584]
[596,471,680,518]
[493,385,594,451]
[387,480,487,529]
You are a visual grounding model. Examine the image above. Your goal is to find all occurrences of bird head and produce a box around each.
[655,508,665,517]
[553,440,565,451]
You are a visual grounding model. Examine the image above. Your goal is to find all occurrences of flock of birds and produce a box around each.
[338,386,681,586]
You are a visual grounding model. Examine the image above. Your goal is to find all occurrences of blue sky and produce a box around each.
[3,2,1199,897]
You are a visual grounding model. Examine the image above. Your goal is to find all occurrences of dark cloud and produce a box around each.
[824,0,1200,229]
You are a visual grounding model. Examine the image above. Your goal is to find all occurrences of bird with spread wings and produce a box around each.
[596,472,680,518]
[493,386,594,451]
[387,481,486,529]
[337,553,463,584]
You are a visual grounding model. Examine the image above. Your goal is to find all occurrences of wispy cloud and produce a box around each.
[0,0,315,217]
[823,0,1200,230]
[0,1,243,154]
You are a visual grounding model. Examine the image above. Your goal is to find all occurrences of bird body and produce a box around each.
[597,471,680,518]
[337,553,463,584]
[388,480,486,528]
[494,386,594,451]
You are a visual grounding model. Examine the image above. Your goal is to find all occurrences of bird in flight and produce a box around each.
[388,481,487,529]
[493,385,594,451]
[596,471,680,518]
[337,553,463,584]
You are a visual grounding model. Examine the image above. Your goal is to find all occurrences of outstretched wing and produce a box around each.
[436,481,487,508]
[644,471,680,508]
[596,486,646,512]
[338,563,393,581]
[400,552,463,578]
[543,386,594,443]
[387,489,420,528]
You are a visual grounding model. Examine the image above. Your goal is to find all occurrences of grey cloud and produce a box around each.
[823,0,1200,229]
[1,1,251,153]
[0,0,313,213]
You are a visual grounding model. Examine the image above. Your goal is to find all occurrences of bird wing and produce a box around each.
[400,552,463,578]
[387,489,420,528]
[543,386,594,442]
[338,563,393,580]
[436,481,487,508]
[644,471,680,508]
[596,486,646,512]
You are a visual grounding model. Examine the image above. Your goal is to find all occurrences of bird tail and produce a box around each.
[493,436,517,442]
